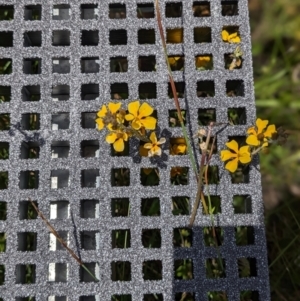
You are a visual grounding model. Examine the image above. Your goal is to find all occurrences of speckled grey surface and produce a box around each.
[0,0,270,300]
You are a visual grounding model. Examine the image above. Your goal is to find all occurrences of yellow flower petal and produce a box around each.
[229,32,238,39]
[158,137,166,145]
[131,119,142,130]
[138,102,154,118]
[108,102,121,114]
[97,105,107,117]
[222,30,229,41]
[149,132,157,144]
[238,146,251,164]
[153,145,162,156]
[96,118,104,130]
[220,149,236,162]
[114,138,124,152]
[143,143,152,149]
[106,132,117,144]
[264,124,276,137]
[256,118,268,134]
[125,113,134,121]
[175,144,186,154]
[246,135,260,146]
[225,158,238,173]
[229,36,240,43]
[128,100,140,116]
[225,140,239,153]
[247,126,256,135]
[140,117,157,130]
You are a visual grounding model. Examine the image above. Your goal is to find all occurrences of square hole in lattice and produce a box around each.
[172,196,190,215]
[203,227,224,247]
[112,229,131,248]
[0,171,8,189]
[0,142,9,159]
[235,226,255,246]
[24,5,41,21]
[239,291,259,301]
[81,57,99,73]
[52,58,70,74]
[81,199,100,218]
[0,58,12,74]
[52,113,70,130]
[228,108,246,125]
[170,138,187,155]
[202,195,221,214]
[0,264,4,284]
[168,55,184,71]
[80,263,99,282]
[19,201,37,220]
[142,229,161,248]
[51,141,69,158]
[112,296,132,301]
[173,228,192,248]
[109,3,126,19]
[111,261,131,281]
[53,4,70,20]
[81,4,98,20]
[23,31,41,47]
[81,231,100,250]
[81,112,97,129]
[80,297,98,301]
[137,3,154,18]
[112,168,130,186]
[19,170,39,189]
[0,86,11,102]
[20,141,39,159]
[49,231,69,251]
[144,294,163,301]
[50,170,69,189]
[139,56,156,72]
[0,5,14,20]
[0,201,7,220]
[52,30,70,46]
[110,29,127,45]
[166,2,182,17]
[170,167,188,185]
[195,54,213,70]
[174,259,193,279]
[169,110,186,127]
[168,82,185,98]
[141,198,160,216]
[221,1,238,16]
[206,258,226,278]
[207,292,228,301]
[81,30,99,46]
[81,169,100,188]
[138,29,155,44]
[166,28,183,44]
[81,84,99,100]
[81,140,99,157]
[111,83,128,99]
[50,201,70,219]
[238,258,257,278]
[143,260,162,280]
[175,293,194,301]
[194,27,212,43]
[23,58,41,74]
[52,84,70,101]
[21,85,40,101]
[17,232,37,251]
[0,31,13,47]
[197,81,215,97]
[141,168,159,186]
[226,80,244,97]
[21,113,40,130]
[193,1,211,17]
[224,51,243,70]
[222,26,241,43]
[111,198,130,217]
[48,263,68,282]
[110,57,128,72]
[139,82,157,99]
[0,233,6,252]
[16,264,36,284]
[233,195,252,213]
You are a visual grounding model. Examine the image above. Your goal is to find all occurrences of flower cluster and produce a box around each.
[222,30,241,43]
[221,118,283,173]
[96,100,165,157]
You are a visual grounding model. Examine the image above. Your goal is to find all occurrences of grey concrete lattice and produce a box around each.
[0,0,270,300]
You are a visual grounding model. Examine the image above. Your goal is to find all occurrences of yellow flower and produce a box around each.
[246,118,276,147]
[222,30,241,43]
[220,140,251,173]
[195,56,211,69]
[143,132,166,157]
[125,100,157,130]
[106,130,128,152]
[170,138,187,155]
[96,102,122,130]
